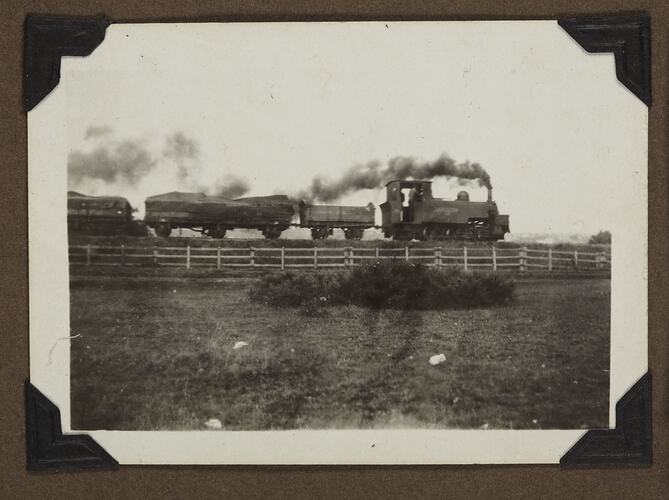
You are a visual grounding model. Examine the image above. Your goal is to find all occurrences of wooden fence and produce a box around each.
[69,244,611,272]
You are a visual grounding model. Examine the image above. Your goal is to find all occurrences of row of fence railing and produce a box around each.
[69,244,611,272]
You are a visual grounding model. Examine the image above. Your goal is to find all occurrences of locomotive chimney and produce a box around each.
[487,187,493,203]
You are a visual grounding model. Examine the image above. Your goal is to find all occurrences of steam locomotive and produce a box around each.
[381,180,509,241]
[68,180,509,241]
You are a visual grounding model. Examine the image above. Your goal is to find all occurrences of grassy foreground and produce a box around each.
[70,276,610,430]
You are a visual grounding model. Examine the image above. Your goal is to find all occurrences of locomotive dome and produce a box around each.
[456,190,470,201]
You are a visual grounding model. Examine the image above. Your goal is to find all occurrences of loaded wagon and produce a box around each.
[67,191,146,236]
[145,192,294,239]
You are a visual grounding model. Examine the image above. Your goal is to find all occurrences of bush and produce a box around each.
[589,230,611,245]
[249,260,514,310]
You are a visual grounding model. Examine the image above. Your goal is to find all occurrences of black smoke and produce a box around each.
[163,132,199,181]
[69,127,250,198]
[68,139,156,185]
[84,125,113,139]
[207,176,250,199]
[302,154,492,202]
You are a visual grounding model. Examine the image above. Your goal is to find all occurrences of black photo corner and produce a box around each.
[23,13,651,471]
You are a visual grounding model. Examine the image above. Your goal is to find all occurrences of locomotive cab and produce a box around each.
[380,180,433,226]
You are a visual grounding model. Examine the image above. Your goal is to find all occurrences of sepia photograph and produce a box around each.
[27,20,647,463]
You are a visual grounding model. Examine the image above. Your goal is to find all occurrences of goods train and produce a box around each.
[68,180,509,241]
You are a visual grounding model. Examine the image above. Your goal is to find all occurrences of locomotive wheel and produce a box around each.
[344,228,364,240]
[392,230,410,241]
[155,223,172,238]
[424,225,452,241]
[423,225,438,241]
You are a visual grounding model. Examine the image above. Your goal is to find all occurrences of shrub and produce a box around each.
[589,230,611,245]
[249,260,514,310]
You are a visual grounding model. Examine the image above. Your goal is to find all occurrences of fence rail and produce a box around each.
[69,244,611,273]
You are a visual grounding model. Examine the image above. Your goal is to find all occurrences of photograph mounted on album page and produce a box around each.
[26,18,648,465]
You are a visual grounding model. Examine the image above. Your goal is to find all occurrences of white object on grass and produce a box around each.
[205,418,223,430]
[233,341,249,350]
[429,354,446,366]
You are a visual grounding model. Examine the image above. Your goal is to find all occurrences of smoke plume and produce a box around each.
[68,139,157,185]
[84,125,113,139]
[69,126,250,200]
[302,154,492,202]
[207,176,250,199]
[163,132,200,181]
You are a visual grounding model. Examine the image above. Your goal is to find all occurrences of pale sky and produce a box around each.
[61,21,647,235]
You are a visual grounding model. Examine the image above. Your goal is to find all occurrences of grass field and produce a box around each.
[70,274,610,430]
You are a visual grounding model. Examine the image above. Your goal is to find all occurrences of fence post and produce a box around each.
[314,247,318,269]
[548,248,553,272]
[86,244,91,266]
[405,246,409,262]
[434,247,439,267]
[463,246,468,271]
[217,245,221,270]
[596,252,602,270]
[153,246,158,266]
[250,247,255,268]
[438,247,443,267]
[492,246,497,271]
[120,244,125,266]
[281,247,285,270]
[574,250,579,269]
[186,244,191,269]
[375,247,380,259]
[520,247,527,272]
[350,247,354,266]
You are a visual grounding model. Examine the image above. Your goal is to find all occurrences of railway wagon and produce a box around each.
[380,180,509,241]
[144,192,294,239]
[67,191,146,236]
[299,201,375,240]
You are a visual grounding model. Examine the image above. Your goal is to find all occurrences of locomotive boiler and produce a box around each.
[380,180,509,241]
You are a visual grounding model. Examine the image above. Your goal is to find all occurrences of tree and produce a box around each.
[589,230,611,244]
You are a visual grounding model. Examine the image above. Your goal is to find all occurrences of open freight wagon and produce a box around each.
[299,201,376,240]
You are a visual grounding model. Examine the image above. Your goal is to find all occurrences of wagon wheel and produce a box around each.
[155,223,172,238]
[343,228,355,240]
[311,228,328,240]
[209,225,227,239]
[263,227,282,240]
